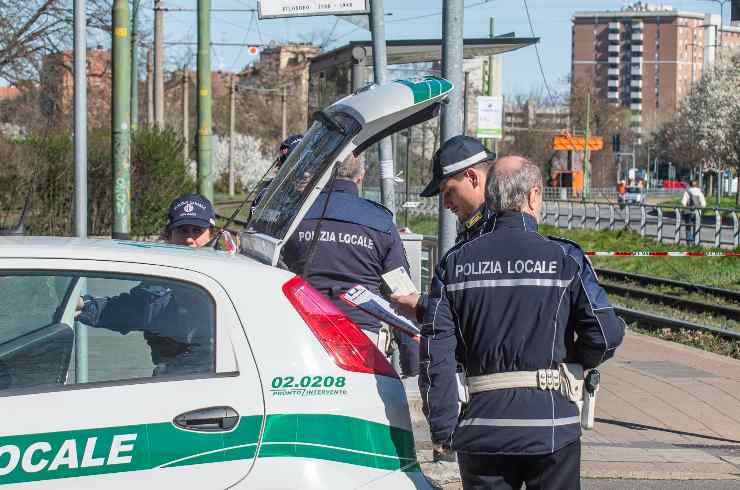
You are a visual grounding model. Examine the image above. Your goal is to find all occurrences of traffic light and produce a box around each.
[247,46,259,56]
[612,134,621,153]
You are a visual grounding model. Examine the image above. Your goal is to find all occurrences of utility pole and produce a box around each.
[463,71,469,136]
[487,17,497,154]
[370,0,395,217]
[154,0,165,128]
[197,0,213,201]
[112,0,131,240]
[130,0,142,131]
[228,74,236,197]
[74,0,87,238]
[439,0,464,254]
[281,85,287,140]
[182,69,189,163]
[583,91,591,199]
[147,49,154,125]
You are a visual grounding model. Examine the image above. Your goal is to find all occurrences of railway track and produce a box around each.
[595,268,740,341]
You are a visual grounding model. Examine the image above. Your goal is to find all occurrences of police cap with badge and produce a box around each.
[167,193,216,231]
[420,135,495,197]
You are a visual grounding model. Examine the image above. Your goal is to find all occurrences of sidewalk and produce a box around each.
[407,331,740,488]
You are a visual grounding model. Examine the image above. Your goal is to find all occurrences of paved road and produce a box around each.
[583,480,740,490]
[407,331,740,488]
[542,202,737,247]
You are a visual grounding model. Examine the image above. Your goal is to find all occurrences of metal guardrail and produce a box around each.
[542,200,740,248]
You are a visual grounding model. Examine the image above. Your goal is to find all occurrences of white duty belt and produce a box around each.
[464,364,598,430]
[466,369,563,394]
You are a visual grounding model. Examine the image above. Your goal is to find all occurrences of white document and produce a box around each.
[341,285,420,339]
[381,267,418,295]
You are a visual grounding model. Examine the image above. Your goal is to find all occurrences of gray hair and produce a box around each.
[485,157,544,212]
[337,154,365,180]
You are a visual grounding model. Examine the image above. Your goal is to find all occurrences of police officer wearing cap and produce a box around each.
[422,156,625,489]
[391,135,495,325]
[77,193,217,376]
[281,153,418,376]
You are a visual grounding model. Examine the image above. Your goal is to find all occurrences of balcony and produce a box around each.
[608,91,619,99]
[631,102,643,111]
[608,33,620,42]
[631,91,643,99]
[608,44,620,53]
[631,65,643,76]
[608,67,620,76]
[632,32,644,42]
[631,79,643,88]
[632,20,644,28]
[631,113,642,122]
[609,22,620,30]
[609,56,620,64]
[631,43,643,52]
[608,79,619,88]
[632,56,643,64]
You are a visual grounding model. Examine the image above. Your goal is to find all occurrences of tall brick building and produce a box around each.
[41,48,112,125]
[572,2,740,140]
[241,43,320,133]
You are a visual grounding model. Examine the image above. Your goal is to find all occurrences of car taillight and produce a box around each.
[282,276,397,378]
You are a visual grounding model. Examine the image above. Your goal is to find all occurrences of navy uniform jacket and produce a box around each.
[420,210,625,455]
[282,179,410,333]
[78,283,214,375]
[415,204,495,322]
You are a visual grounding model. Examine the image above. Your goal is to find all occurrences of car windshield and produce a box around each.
[249,112,362,240]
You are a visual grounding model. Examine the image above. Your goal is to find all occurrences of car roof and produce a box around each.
[0,236,266,274]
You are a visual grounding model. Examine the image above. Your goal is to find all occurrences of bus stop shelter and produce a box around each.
[308,36,539,114]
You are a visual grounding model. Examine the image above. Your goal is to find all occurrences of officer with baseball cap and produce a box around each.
[77,192,217,376]
[164,192,216,247]
[391,136,496,329]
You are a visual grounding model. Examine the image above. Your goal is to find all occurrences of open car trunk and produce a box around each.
[241,76,453,266]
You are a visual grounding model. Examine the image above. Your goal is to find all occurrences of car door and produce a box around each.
[242,76,453,265]
[0,259,264,489]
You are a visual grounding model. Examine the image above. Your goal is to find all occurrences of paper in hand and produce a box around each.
[381,267,418,295]
[341,285,420,339]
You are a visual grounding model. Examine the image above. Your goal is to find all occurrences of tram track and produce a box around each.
[594,268,740,342]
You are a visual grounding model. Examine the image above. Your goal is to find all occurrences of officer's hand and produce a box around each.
[390,293,420,320]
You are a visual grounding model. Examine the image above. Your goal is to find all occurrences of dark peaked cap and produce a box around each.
[420,135,494,197]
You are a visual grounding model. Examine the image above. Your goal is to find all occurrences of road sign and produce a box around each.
[552,134,604,151]
[247,46,259,56]
[476,95,503,139]
[258,0,369,19]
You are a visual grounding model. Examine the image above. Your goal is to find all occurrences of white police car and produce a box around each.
[0,76,452,489]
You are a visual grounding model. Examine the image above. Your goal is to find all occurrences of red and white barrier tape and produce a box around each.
[585,251,740,257]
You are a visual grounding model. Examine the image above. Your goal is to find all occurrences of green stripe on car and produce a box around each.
[395,77,453,104]
[0,414,417,485]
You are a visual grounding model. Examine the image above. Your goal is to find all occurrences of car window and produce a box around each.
[0,271,216,395]
[0,275,74,344]
[249,111,361,240]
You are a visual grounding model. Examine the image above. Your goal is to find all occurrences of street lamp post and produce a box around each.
[700,0,730,55]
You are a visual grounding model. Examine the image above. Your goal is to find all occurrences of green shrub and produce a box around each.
[0,128,193,237]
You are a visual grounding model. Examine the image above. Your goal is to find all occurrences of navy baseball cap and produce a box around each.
[420,136,495,197]
[167,193,216,231]
[278,134,303,167]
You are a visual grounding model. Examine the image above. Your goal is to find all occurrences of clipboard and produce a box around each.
[340,285,420,341]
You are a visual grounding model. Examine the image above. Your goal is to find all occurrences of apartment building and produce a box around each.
[572,2,740,141]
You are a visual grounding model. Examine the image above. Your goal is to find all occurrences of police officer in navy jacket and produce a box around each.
[391,136,495,326]
[77,193,217,376]
[422,156,625,489]
[281,154,418,376]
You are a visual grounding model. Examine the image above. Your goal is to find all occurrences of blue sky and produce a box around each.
[86,0,737,96]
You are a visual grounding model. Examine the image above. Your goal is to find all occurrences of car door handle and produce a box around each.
[174,406,240,432]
